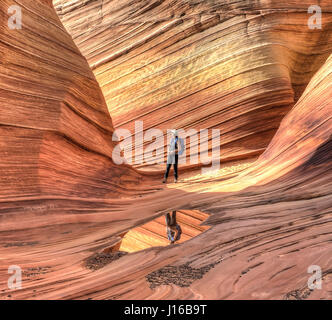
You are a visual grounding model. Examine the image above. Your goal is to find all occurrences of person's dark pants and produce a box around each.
[164,154,178,180]
[165,211,177,227]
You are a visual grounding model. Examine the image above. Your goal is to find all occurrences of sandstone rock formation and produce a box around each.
[54,0,332,170]
[0,0,331,300]
[0,0,151,231]
[0,0,152,298]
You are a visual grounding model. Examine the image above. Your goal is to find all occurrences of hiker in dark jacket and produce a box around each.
[163,129,185,183]
[165,211,182,244]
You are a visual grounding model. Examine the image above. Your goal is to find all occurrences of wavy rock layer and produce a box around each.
[54,0,332,170]
[0,0,150,235]
[1,41,330,301]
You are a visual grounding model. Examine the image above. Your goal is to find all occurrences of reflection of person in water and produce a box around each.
[165,211,182,244]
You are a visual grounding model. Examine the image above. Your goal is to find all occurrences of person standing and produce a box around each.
[163,129,184,183]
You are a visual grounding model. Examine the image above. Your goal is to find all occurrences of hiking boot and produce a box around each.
[162,178,167,183]
[174,178,178,183]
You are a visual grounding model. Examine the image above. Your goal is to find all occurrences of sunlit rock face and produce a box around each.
[53,0,332,170]
[0,0,331,301]
[1,43,330,299]
[0,0,144,233]
[167,54,332,300]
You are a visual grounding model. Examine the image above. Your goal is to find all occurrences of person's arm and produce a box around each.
[175,224,182,241]
[167,227,174,242]
[178,138,185,156]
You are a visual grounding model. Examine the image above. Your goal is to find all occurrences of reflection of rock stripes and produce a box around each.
[118,210,210,252]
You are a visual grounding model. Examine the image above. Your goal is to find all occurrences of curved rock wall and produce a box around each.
[53,0,332,169]
[0,0,144,233]
[0,0,330,300]
[1,47,330,299]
